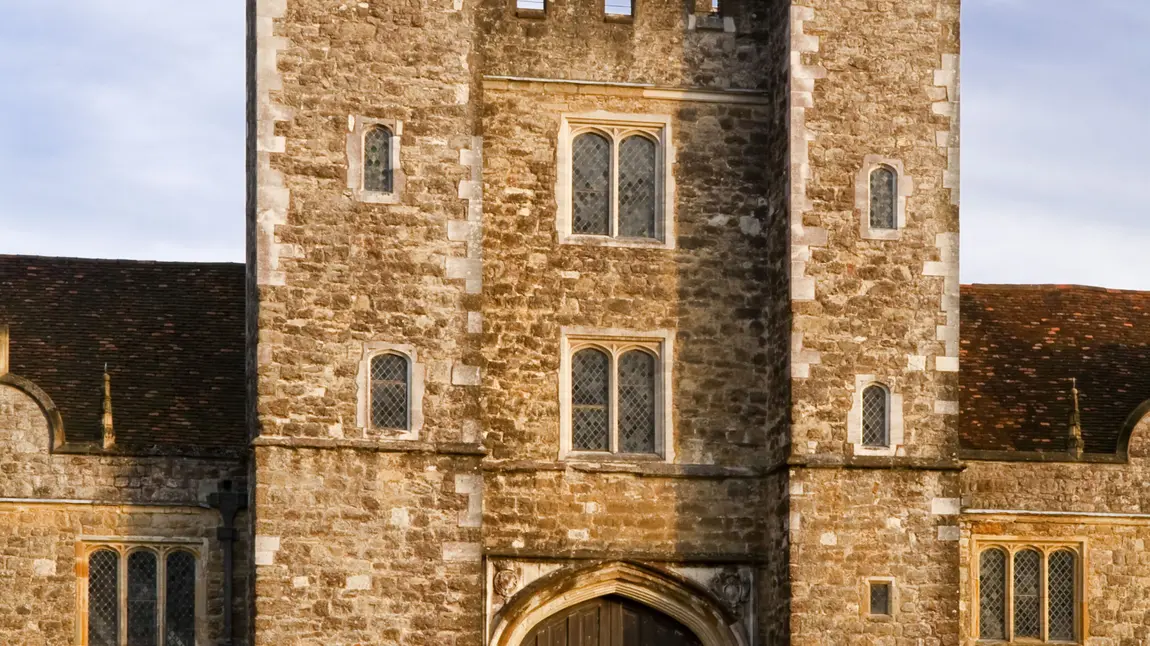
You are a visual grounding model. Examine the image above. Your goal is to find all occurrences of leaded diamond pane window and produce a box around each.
[164,551,196,646]
[89,550,120,646]
[977,545,1081,643]
[567,339,664,457]
[869,165,897,230]
[364,126,393,193]
[86,546,201,646]
[869,582,891,616]
[371,353,409,431]
[618,136,657,238]
[861,384,889,447]
[1014,549,1042,639]
[127,551,158,646]
[618,350,656,453]
[572,133,611,235]
[979,549,1007,640]
[1048,550,1076,642]
[572,348,610,451]
[566,123,665,243]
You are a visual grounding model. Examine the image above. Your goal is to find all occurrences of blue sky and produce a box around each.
[0,0,1146,288]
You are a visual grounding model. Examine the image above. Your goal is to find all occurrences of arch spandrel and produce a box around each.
[489,561,748,646]
[0,374,65,452]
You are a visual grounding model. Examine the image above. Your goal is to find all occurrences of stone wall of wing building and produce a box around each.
[0,384,249,645]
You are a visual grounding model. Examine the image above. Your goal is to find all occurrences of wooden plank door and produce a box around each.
[524,595,702,646]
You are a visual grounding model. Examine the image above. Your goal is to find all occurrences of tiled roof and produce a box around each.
[0,255,246,454]
[960,284,1150,455]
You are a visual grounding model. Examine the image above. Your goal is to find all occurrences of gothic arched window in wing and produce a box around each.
[861,383,890,448]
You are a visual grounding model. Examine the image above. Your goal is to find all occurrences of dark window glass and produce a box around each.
[869,582,891,616]
[127,550,158,646]
[1048,550,1076,641]
[618,136,657,238]
[1014,549,1042,639]
[572,133,611,235]
[618,350,656,453]
[371,354,409,430]
[861,384,889,447]
[979,549,1007,640]
[88,550,120,646]
[165,551,196,646]
[572,349,610,451]
[364,126,393,193]
[869,166,897,229]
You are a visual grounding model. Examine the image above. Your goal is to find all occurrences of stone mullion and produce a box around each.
[156,549,167,646]
[610,130,621,239]
[1005,546,1015,642]
[118,546,128,646]
[609,348,620,454]
[1040,549,1049,643]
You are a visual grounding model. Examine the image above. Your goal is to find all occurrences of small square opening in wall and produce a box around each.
[516,0,545,15]
[604,0,633,18]
[869,581,892,616]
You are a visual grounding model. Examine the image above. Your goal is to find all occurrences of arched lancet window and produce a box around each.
[618,350,656,453]
[869,165,897,230]
[127,550,158,646]
[979,548,1007,640]
[1013,549,1042,639]
[618,135,657,239]
[572,132,612,235]
[165,551,197,646]
[364,126,393,193]
[370,353,410,431]
[861,384,890,448]
[572,348,611,451]
[1048,550,1077,641]
[88,549,120,646]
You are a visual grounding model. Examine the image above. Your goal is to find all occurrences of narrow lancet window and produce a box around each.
[979,548,1007,640]
[371,353,410,431]
[127,550,158,646]
[88,550,120,646]
[364,126,393,193]
[618,135,657,239]
[572,132,612,235]
[572,348,611,451]
[869,165,897,230]
[618,350,656,453]
[1013,549,1042,639]
[165,551,197,646]
[1048,550,1077,641]
[861,384,890,448]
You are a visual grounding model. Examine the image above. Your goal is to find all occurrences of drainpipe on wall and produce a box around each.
[209,479,249,646]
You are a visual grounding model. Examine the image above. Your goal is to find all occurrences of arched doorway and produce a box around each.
[524,595,703,646]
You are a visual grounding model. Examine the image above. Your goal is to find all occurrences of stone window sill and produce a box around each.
[604,14,634,25]
[558,234,671,250]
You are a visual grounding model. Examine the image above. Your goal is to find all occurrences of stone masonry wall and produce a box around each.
[0,380,249,643]
[787,0,962,642]
[789,467,961,645]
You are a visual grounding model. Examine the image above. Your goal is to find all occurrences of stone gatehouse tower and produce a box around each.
[249,0,961,643]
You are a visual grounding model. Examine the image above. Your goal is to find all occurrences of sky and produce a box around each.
[0,1,1146,289]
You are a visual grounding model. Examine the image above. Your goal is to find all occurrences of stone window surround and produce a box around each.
[687,0,735,32]
[855,155,913,241]
[847,374,904,457]
[558,327,675,463]
[970,537,1086,645]
[355,342,425,441]
[861,576,897,619]
[75,536,208,646]
[556,111,676,250]
[346,116,405,204]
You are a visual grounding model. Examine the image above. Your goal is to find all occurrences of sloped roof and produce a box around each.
[960,284,1150,455]
[0,255,246,454]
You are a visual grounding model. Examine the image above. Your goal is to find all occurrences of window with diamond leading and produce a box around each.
[84,545,198,646]
[976,544,1081,643]
[565,122,666,244]
[567,339,662,457]
[861,384,889,448]
[371,353,410,431]
[869,165,897,230]
[868,581,892,616]
[364,126,393,194]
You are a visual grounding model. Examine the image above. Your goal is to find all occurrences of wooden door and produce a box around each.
[524,595,703,646]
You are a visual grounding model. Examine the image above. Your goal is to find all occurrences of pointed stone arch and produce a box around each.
[1116,398,1150,461]
[489,561,747,646]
